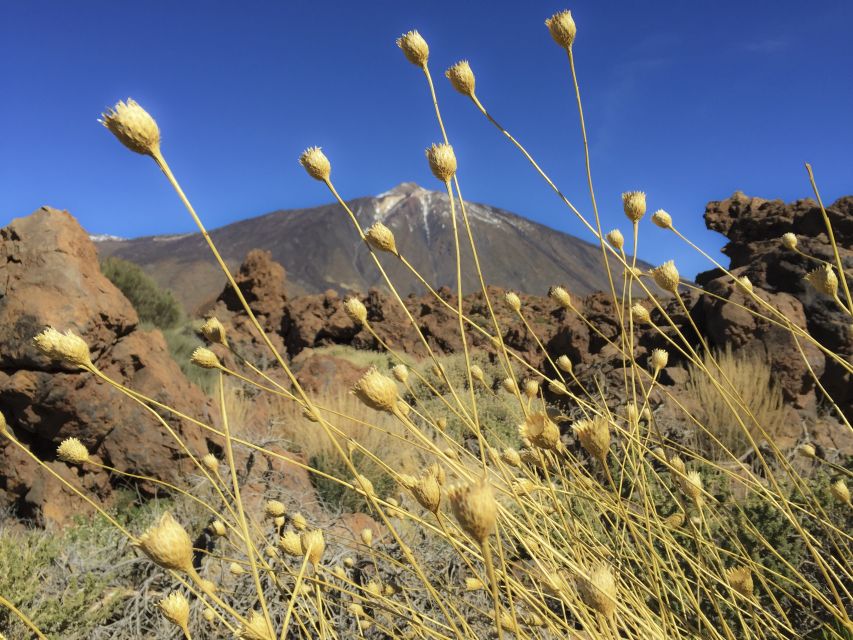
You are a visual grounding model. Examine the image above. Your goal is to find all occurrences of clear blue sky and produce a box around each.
[1,1,851,281]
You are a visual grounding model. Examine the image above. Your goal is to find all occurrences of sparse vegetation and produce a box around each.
[2,10,851,640]
[101,256,183,329]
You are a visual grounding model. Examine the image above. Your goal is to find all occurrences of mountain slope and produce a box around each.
[96,182,644,313]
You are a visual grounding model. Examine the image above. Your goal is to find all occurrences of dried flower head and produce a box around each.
[465,577,485,591]
[342,296,368,327]
[669,455,686,476]
[501,377,519,395]
[651,260,680,293]
[352,367,399,413]
[556,354,573,373]
[520,413,561,451]
[56,437,89,465]
[470,364,485,384]
[651,209,672,229]
[158,592,190,635]
[549,380,569,396]
[631,303,652,325]
[545,10,577,49]
[200,317,228,346]
[264,500,286,519]
[301,529,326,565]
[411,472,442,513]
[501,447,521,467]
[426,143,457,182]
[664,511,684,528]
[448,480,497,542]
[574,416,610,463]
[445,60,476,96]
[798,443,817,459]
[365,222,398,254]
[279,530,302,556]
[577,564,617,617]
[190,347,220,369]
[505,291,521,313]
[203,608,216,623]
[33,327,92,368]
[804,264,839,297]
[299,146,331,182]
[201,453,219,475]
[830,479,850,505]
[396,30,429,67]
[239,610,274,640]
[622,191,647,223]
[681,470,704,507]
[354,473,375,497]
[726,566,754,598]
[100,99,160,156]
[650,348,669,371]
[523,378,540,398]
[548,285,573,309]
[135,512,194,573]
[605,229,624,250]
[781,232,798,250]
[229,561,245,576]
[0,412,6,437]
[209,520,227,537]
[391,364,409,384]
[291,513,308,531]
[360,527,373,546]
[737,275,753,294]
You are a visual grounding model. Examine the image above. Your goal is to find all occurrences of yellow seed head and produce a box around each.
[299,146,331,181]
[209,520,227,537]
[301,529,326,566]
[651,260,680,293]
[229,561,245,576]
[33,327,92,368]
[352,367,399,413]
[548,285,573,309]
[279,531,303,556]
[798,443,816,459]
[605,229,624,250]
[412,471,442,513]
[577,564,617,617]
[360,527,374,546]
[781,232,798,250]
[622,191,647,223]
[501,447,521,468]
[726,566,753,597]
[520,413,561,451]
[354,473,375,497]
[264,500,286,519]
[292,513,308,531]
[57,437,89,465]
[158,592,190,634]
[343,297,368,326]
[505,291,521,313]
[650,348,669,371]
[804,264,838,297]
[631,303,651,325]
[737,275,754,294]
[501,377,519,395]
[365,222,398,254]
[830,479,850,505]
[200,317,228,347]
[203,608,215,623]
[545,10,577,49]
[523,378,540,398]
[448,480,497,542]
[681,470,704,507]
[391,364,409,383]
[465,577,485,591]
[201,453,219,475]
[664,512,685,528]
[426,143,457,183]
[470,364,485,384]
[239,610,274,640]
[427,462,446,485]
[190,347,220,369]
[436,416,448,431]
[135,512,194,573]
[445,60,476,96]
[0,412,6,436]
[396,30,429,67]
[651,209,672,229]
[100,99,160,157]
[669,455,686,476]
[574,416,610,462]
[348,602,365,617]
[556,354,573,373]
[549,380,569,396]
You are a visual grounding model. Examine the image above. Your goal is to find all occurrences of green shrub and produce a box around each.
[100,256,183,329]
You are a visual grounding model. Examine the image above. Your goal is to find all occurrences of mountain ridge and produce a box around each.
[96,182,647,313]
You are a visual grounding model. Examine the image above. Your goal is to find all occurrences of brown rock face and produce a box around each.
[0,207,211,524]
[217,248,287,332]
[699,192,852,418]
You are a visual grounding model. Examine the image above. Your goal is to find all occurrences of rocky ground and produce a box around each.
[0,192,850,525]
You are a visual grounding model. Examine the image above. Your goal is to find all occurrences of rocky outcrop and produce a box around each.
[0,207,213,524]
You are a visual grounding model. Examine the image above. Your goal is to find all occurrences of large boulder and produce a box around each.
[0,207,212,524]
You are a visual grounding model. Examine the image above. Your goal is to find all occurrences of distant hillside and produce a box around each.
[96,182,647,313]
